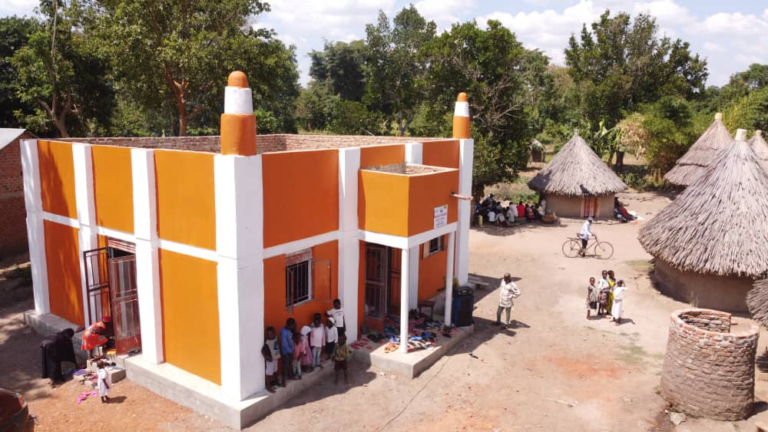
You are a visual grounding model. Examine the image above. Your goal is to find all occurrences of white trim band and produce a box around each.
[454,102,469,117]
[95,226,136,243]
[357,222,457,250]
[42,212,79,228]
[158,239,219,262]
[263,230,340,259]
[224,87,253,114]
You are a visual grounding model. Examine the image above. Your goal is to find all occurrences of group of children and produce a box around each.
[262,299,352,392]
[475,194,546,227]
[586,270,628,325]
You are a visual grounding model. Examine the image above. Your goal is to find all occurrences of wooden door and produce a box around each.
[109,255,141,354]
[364,244,388,332]
[387,248,401,316]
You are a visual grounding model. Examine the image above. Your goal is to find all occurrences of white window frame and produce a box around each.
[426,236,443,257]
[285,249,313,308]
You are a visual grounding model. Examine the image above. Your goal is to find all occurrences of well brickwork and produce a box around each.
[661,308,759,420]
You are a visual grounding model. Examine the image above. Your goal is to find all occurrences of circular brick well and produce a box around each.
[661,308,759,420]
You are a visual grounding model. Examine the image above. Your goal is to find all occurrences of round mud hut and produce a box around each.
[664,113,732,187]
[527,131,626,219]
[661,308,758,421]
[749,130,768,173]
[639,129,768,312]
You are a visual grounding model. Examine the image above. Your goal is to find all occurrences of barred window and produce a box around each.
[428,236,443,255]
[286,249,312,307]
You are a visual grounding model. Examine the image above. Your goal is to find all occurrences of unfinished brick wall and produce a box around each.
[61,134,451,153]
[0,137,28,257]
[661,308,758,420]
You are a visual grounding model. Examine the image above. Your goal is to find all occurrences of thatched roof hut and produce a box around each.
[747,279,768,328]
[528,131,626,219]
[640,129,768,312]
[664,113,732,187]
[749,130,768,173]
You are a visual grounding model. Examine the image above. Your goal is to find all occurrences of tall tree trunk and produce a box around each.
[53,118,69,137]
[176,95,188,136]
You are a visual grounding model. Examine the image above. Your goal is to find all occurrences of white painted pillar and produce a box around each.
[131,149,164,364]
[399,248,410,354]
[408,245,419,308]
[72,143,97,327]
[21,139,50,314]
[338,148,360,342]
[405,142,423,309]
[215,154,264,401]
[444,231,456,326]
[455,139,474,285]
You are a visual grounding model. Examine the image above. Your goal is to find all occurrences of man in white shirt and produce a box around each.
[494,273,521,329]
[578,217,594,257]
[487,209,497,223]
[327,299,346,338]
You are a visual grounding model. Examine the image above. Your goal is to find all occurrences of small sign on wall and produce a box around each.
[434,205,447,228]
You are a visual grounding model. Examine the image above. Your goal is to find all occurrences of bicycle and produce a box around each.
[562,235,614,259]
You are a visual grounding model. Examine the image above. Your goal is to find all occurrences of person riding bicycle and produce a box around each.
[578,217,594,257]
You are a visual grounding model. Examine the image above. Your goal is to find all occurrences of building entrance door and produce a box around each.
[83,239,141,355]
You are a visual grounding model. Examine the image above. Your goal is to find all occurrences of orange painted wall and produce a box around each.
[159,249,221,384]
[358,170,409,236]
[262,150,339,248]
[407,170,459,236]
[422,140,460,169]
[44,220,83,326]
[359,144,404,168]
[92,146,134,233]
[155,151,216,250]
[418,238,448,301]
[263,240,339,335]
[38,140,77,219]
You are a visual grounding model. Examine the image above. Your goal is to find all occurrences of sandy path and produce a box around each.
[3,191,768,431]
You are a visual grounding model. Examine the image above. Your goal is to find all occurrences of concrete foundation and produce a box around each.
[125,352,357,429]
[357,323,473,378]
[652,260,752,313]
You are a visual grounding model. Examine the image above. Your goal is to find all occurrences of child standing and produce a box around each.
[309,313,326,369]
[261,326,280,392]
[292,332,304,380]
[300,326,313,372]
[333,335,350,385]
[97,360,111,403]
[280,318,296,383]
[325,317,338,361]
[327,299,346,339]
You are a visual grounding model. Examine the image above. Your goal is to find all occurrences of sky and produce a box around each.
[2,0,766,88]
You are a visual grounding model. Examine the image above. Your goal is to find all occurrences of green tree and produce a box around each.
[421,20,534,195]
[87,0,299,135]
[365,6,436,136]
[328,100,382,135]
[565,11,707,129]
[0,16,39,128]
[12,1,114,137]
[309,40,367,102]
[641,96,697,174]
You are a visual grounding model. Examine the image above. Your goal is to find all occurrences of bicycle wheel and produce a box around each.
[562,239,581,258]
[594,241,614,260]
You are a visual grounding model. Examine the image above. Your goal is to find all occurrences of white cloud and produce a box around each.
[0,0,37,17]
[703,41,726,53]
[414,0,476,30]
[633,0,694,26]
[693,12,768,37]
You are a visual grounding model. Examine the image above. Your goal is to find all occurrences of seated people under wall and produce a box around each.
[41,328,77,382]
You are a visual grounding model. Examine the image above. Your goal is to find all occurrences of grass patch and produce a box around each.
[626,260,652,273]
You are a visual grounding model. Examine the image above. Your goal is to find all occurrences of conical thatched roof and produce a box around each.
[749,130,768,173]
[664,113,732,187]
[640,130,768,278]
[747,279,768,328]
[527,131,626,197]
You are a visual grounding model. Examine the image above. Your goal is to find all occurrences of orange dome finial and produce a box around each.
[453,92,470,139]
[228,71,249,88]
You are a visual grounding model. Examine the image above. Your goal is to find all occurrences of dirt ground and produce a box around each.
[3,190,768,432]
